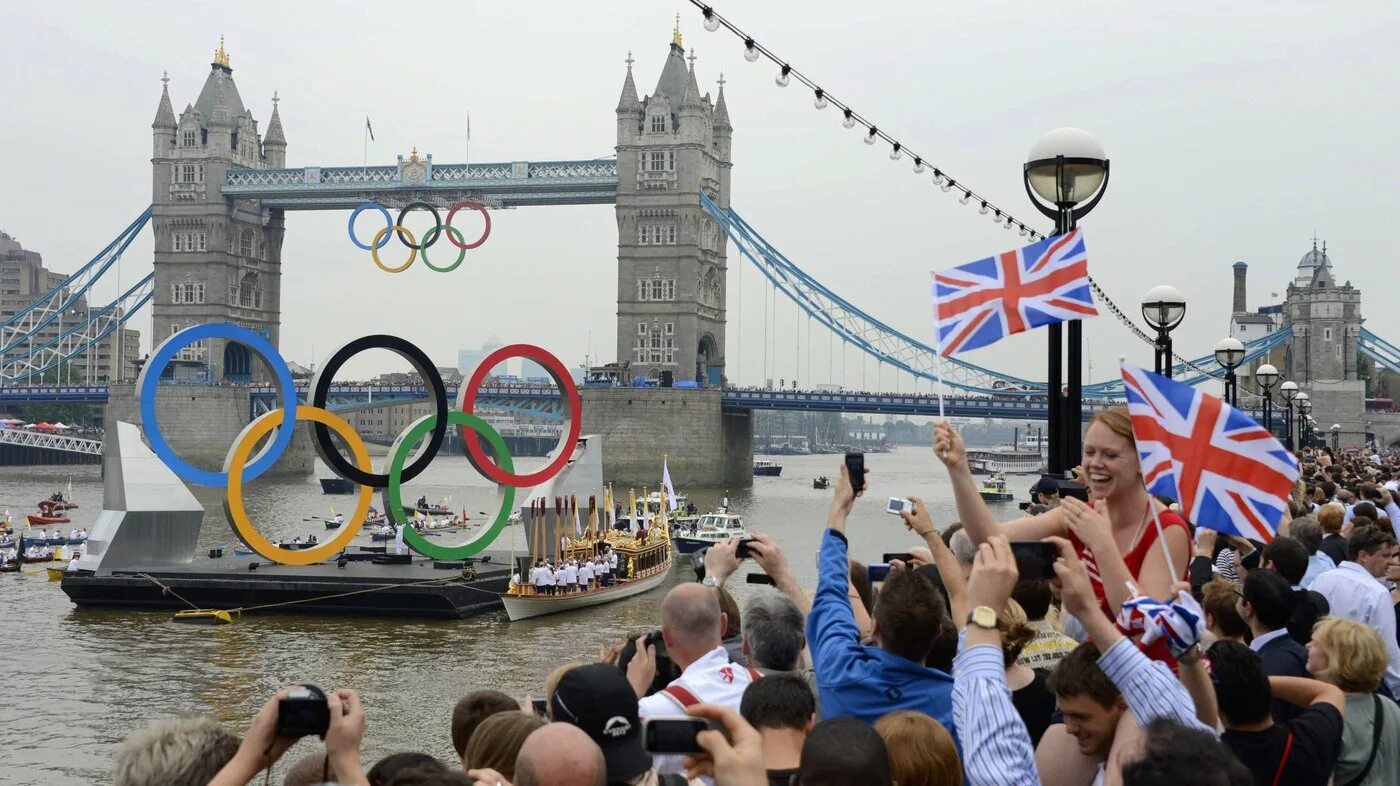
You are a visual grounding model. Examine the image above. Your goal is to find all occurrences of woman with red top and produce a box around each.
[935,408,1190,615]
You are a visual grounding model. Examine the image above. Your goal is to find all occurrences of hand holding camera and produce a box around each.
[209,684,368,786]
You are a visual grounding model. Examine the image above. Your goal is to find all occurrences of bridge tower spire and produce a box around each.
[613,28,732,386]
[150,38,286,382]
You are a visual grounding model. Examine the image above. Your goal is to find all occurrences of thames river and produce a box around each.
[0,447,1023,784]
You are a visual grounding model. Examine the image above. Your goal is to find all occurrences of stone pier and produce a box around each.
[580,387,752,488]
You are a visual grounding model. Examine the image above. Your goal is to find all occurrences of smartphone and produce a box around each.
[882,552,913,564]
[885,497,912,516]
[867,563,891,582]
[1009,541,1059,581]
[1060,483,1089,502]
[845,453,865,493]
[643,717,714,754]
[530,698,548,718]
[745,572,776,585]
[735,538,756,559]
[1018,501,1032,511]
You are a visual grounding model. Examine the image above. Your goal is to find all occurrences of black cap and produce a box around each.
[550,664,651,781]
[1030,476,1060,497]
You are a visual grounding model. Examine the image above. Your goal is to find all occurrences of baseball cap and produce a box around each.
[1030,476,1060,497]
[550,664,651,781]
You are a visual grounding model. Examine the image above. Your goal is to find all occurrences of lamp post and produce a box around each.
[1142,285,1186,377]
[1298,394,1312,447]
[1255,363,1278,433]
[1331,423,1341,452]
[1280,381,1299,449]
[1214,337,1245,406]
[1024,128,1110,476]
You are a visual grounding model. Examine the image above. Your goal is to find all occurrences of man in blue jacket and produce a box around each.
[806,465,957,735]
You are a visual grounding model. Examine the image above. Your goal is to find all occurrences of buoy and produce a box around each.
[172,609,237,625]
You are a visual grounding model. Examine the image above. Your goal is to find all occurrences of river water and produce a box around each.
[0,447,1028,784]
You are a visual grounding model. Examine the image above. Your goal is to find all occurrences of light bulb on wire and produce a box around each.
[864,126,878,145]
[913,158,924,174]
[703,9,722,32]
[744,39,760,62]
[813,89,827,110]
[959,191,971,204]
[889,143,901,160]
[979,202,990,215]
[842,109,856,129]
[775,65,791,87]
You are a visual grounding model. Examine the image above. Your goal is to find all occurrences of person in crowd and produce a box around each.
[1307,617,1400,785]
[740,592,807,675]
[208,686,369,786]
[1257,535,1331,645]
[112,715,240,786]
[1237,569,1310,721]
[450,690,520,764]
[1286,513,1334,586]
[806,466,956,731]
[512,723,608,786]
[1011,579,1079,672]
[793,716,892,786]
[947,528,977,582]
[627,582,759,717]
[1209,640,1345,786]
[281,750,334,786]
[717,587,747,665]
[1120,718,1253,786]
[874,710,962,786]
[739,673,816,786]
[1310,525,1400,697]
[997,598,1056,746]
[368,753,449,786]
[543,661,587,718]
[1031,476,1062,509]
[952,535,1210,786]
[1202,577,1250,646]
[551,663,695,786]
[1319,504,1350,566]
[935,411,1191,627]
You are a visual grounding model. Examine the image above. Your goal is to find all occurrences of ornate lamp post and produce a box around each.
[1214,337,1245,406]
[1298,394,1313,447]
[1331,423,1342,452]
[1142,285,1186,378]
[1255,363,1279,433]
[1280,381,1299,449]
[1024,128,1110,475]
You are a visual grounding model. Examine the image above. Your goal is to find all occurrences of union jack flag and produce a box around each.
[931,229,1097,356]
[1122,364,1299,542]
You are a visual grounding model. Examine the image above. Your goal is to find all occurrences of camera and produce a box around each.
[643,717,714,754]
[735,538,756,559]
[885,497,912,516]
[276,684,331,739]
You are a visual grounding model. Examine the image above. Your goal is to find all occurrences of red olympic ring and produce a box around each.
[456,344,581,487]
[445,200,492,250]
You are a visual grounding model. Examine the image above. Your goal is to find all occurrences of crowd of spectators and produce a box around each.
[110,409,1400,785]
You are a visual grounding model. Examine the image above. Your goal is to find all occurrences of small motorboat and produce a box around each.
[232,549,255,557]
[813,476,830,490]
[41,495,78,511]
[672,511,749,554]
[22,554,55,564]
[978,474,1016,503]
[27,514,71,527]
[753,460,783,477]
[319,477,356,495]
[0,562,20,573]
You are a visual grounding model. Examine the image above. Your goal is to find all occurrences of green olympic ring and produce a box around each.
[419,225,468,273]
[383,411,515,560]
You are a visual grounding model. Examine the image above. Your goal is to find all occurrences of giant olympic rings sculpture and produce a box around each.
[347,200,492,273]
[137,323,580,566]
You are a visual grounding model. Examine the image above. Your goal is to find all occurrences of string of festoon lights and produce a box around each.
[688,1,1217,378]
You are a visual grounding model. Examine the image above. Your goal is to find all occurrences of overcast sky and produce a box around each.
[3,1,1398,389]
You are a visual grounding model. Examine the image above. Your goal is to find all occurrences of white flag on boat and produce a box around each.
[574,501,582,536]
[661,458,678,511]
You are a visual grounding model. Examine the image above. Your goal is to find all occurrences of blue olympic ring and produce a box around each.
[347,202,393,251]
[137,323,298,487]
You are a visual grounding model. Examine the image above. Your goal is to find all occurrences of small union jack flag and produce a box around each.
[931,229,1097,356]
[1122,364,1299,542]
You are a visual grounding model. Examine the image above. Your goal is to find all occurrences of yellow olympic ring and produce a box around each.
[370,225,417,273]
[224,405,373,566]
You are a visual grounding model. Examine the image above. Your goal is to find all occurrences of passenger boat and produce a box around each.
[978,474,1016,503]
[501,529,673,622]
[813,476,830,489]
[319,477,356,495]
[27,513,71,527]
[967,449,1045,476]
[753,460,783,477]
[672,511,749,554]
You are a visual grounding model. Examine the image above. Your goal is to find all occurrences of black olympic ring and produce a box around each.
[308,334,448,487]
[395,202,442,251]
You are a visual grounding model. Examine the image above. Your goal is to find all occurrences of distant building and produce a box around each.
[0,230,140,382]
[457,340,504,375]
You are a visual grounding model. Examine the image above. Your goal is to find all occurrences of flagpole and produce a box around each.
[929,273,946,422]
[1141,478,1181,589]
[362,117,368,176]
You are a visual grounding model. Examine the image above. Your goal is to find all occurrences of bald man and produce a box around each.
[629,583,761,719]
[513,723,606,786]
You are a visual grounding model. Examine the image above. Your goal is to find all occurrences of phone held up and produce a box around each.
[845,453,865,494]
[866,563,892,583]
[643,716,715,754]
[1009,541,1059,581]
[734,538,756,559]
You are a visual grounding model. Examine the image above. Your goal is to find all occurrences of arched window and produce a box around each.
[239,229,254,257]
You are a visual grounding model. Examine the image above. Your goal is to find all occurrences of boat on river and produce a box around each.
[978,474,1016,503]
[813,476,830,489]
[672,511,749,554]
[27,513,71,527]
[501,529,672,622]
[319,477,356,495]
[753,460,783,477]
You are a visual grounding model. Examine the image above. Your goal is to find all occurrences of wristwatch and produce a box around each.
[701,575,720,587]
[966,606,998,630]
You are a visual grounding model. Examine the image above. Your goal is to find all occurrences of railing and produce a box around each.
[0,428,103,456]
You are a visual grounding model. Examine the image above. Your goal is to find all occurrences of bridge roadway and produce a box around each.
[0,382,1255,422]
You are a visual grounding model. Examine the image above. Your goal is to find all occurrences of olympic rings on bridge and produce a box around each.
[348,200,492,272]
[137,322,580,567]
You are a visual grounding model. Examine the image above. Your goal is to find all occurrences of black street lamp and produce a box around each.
[1024,128,1110,476]
[1299,394,1313,447]
[1142,285,1186,377]
[1280,381,1299,449]
[1255,363,1278,433]
[1331,423,1341,452]
[1214,337,1245,407]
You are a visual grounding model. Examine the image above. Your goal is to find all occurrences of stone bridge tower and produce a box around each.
[614,21,732,386]
[1283,240,1365,445]
[149,38,285,381]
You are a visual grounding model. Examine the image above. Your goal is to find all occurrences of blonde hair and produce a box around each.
[463,711,545,779]
[1311,618,1388,692]
[875,710,963,786]
[1089,407,1135,445]
[998,598,1037,667]
[543,661,585,720]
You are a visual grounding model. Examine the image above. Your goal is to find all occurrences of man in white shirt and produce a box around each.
[609,550,619,581]
[66,555,80,572]
[1310,524,1400,697]
[601,551,613,586]
[532,560,551,595]
[564,560,579,593]
[578,559,594,591]
[70,529,78,540]
[553,562,566,595]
